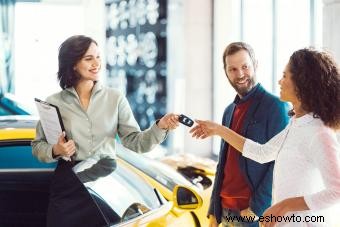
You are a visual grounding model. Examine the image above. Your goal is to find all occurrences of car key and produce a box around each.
[178,114,194,127]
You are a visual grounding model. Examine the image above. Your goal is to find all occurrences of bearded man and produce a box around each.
[208,42,290,227]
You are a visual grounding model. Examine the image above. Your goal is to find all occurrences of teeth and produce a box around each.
[237,79,247,84]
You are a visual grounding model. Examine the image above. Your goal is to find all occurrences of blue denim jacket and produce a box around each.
[208,84,290,224]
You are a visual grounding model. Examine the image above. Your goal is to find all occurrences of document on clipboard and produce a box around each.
[34,98,71,161]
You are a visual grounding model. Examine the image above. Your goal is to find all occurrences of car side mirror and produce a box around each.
[172,185,203,210]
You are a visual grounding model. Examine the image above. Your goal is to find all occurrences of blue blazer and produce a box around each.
[208,84,290,224]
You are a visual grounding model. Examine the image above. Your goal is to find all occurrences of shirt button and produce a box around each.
[86,118,89,121]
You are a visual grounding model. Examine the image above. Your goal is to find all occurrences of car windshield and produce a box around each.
[73,158,163,219]
[116,143,193,191]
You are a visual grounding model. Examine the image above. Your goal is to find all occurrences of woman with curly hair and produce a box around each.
[191,48,340,227]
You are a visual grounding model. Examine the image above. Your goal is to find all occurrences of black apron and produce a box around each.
[46,159,108,227]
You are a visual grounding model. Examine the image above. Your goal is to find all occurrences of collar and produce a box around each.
[64,81,103,97]
[233,83,261,104]
[291,113,315,127]
[62,82,103,104]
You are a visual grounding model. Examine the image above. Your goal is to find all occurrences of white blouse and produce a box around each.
[243,113,340,226]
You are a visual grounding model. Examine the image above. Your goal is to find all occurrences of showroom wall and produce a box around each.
[167,0,213,156]
[323,0,340,62]
[103,0,213,156]
[11,0,340,158]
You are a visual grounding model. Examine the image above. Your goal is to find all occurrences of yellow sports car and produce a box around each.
[0,115,214,226]
[116,145,215,227]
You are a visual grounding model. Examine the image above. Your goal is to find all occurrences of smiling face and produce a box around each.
[278,63,299,104]
[74,42,101,83]
[224,49,257,97]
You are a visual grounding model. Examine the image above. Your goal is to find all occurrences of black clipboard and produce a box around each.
[34,98,68,143]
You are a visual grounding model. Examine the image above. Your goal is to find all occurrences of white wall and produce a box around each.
[323,0,340,62]
[167,0,213,157]
[212,0,242,155]
[323,1,340,225]
[14,2,84,109]
[14,0,105,112]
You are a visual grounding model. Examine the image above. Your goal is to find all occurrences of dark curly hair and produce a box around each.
[288,48,340,129]
[57,35,97,89]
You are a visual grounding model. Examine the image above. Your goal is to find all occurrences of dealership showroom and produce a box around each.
[1,0,340,226]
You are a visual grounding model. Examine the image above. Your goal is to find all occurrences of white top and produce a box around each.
[243,113,340,226]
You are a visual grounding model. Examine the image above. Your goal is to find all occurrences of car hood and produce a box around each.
[159,153,216,176]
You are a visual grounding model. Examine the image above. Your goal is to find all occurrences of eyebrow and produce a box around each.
[227,64,237,68]
[82,54,100,58]
[227,63,249,68]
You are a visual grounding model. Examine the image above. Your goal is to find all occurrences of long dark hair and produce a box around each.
[57,35,97,89]
[288,48,340,129]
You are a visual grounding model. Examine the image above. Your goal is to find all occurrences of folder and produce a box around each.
[34,98,71,161]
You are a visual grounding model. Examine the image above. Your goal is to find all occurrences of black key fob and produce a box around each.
[179,114,194,127]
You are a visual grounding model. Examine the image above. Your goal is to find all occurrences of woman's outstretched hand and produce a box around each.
[157,113,179,130]
[189,120,220,139]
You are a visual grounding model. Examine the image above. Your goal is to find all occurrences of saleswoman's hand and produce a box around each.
[157,113,179,130]
[52,132,76,158]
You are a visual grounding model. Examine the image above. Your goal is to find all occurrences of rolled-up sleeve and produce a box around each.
[117,95,168,152]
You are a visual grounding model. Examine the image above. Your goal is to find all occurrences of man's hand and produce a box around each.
[208,215,218,227]
[240,207,258,222]
[52,132,76,158]
[157,113,179,130]
[261,200,288,227]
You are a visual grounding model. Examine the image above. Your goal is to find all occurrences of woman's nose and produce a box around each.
[93,59,101,67]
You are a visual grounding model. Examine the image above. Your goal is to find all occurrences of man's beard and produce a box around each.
[227,76,256,97]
